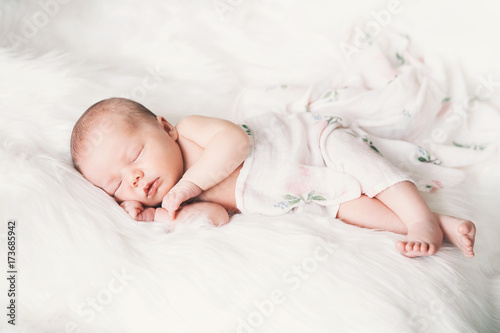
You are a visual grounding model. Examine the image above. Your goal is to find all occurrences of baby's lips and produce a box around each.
[143,180,152,196]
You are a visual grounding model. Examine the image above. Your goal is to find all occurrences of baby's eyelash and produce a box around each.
[114,181,122,195]
[133,147,144,162]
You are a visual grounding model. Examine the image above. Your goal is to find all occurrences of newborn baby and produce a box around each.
[71,98,476,258]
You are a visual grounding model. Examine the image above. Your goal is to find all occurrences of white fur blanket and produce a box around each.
[1,1,499,332]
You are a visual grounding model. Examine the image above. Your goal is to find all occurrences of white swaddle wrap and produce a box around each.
[234,111,416,216]
[231,29,500,217]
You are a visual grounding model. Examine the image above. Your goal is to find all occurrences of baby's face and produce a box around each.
[78,116,184,207]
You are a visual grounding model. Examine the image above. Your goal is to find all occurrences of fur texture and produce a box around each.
[1,1,499,332]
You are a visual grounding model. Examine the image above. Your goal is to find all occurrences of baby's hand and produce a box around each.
[162,179,202,220]
[120,200,155,221]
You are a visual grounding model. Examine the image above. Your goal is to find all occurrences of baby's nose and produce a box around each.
[128,170,144,188]
[131,175,140,187]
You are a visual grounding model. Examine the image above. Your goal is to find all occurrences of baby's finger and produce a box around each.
[162,196,181,212]
[121,201,142,211]
[130,208,140,220]
[139,207,156,222]
[161,194,171,208]
[167,209,176,221]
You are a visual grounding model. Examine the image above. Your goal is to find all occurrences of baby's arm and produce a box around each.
[163,115,250,217]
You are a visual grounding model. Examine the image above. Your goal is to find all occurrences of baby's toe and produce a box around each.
[458,222,471,235]
[428,244,437,255]
[405,242,415,252]
[412,242,422,253]
[396,240,407,254]
[459,234,472,247]
[420,242,428,253]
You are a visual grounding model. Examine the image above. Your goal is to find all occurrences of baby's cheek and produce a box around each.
[155,186,170,205]
[114,190,133,205]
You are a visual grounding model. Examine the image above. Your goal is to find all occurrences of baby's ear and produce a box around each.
[156,116,178,140]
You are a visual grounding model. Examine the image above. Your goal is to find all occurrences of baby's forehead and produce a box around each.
[88,112,131,134]
[76,115,128,157]
[77,121,133,177]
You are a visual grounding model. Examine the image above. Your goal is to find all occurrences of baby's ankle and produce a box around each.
[404,215,439,228]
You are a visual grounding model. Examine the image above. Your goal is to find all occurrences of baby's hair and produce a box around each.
[71,97,157,170]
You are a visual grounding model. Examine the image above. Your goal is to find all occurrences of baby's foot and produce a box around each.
[395,218,443,258]
[437,214,476,258]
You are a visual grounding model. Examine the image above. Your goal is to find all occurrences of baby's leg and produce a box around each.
[337,195,476,258]
[374,181,442,257]
[322,128,443,257]
[337,195,407,234]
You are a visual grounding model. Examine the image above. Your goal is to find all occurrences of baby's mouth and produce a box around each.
[144,178,160,197]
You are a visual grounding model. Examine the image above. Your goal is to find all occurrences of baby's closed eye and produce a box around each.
[112,146,143,195]
[114,180,123,195]
[131,146,144,163]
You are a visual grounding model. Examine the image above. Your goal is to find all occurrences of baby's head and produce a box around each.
[71,98,184,206]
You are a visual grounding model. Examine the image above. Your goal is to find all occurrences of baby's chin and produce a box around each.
[151,200,162,208]
[142,197,163,208]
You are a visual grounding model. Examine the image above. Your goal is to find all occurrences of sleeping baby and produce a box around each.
[70,97,476,258]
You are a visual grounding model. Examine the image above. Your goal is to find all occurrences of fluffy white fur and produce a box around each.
[1,0,499,332]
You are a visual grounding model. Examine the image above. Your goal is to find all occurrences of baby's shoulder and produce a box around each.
[176,115,230,128]
[176,115,202,129]
[175,115,208,136]
[176,115,239,140]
